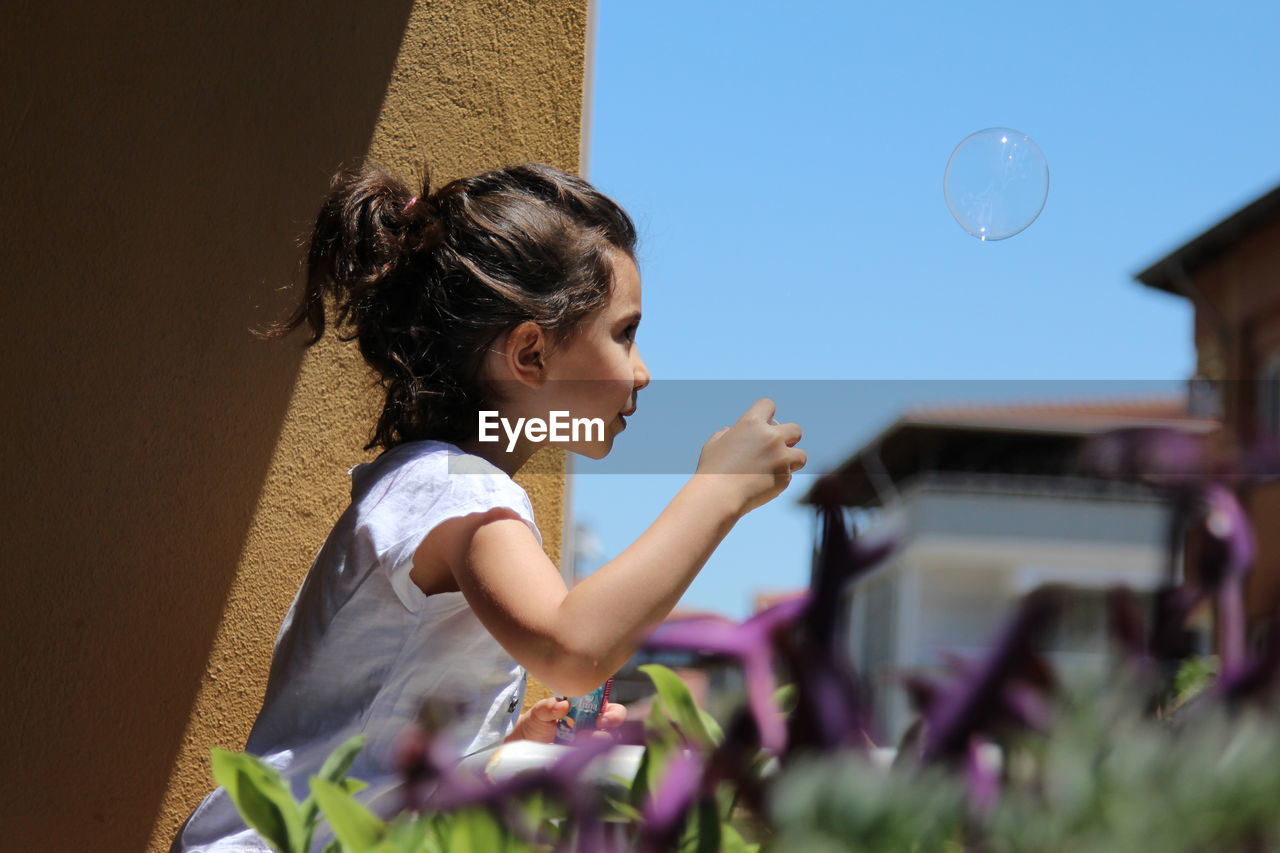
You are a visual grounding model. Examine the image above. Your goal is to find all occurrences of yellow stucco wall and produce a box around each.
[0,2,587,850]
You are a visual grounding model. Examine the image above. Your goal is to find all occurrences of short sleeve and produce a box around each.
[371,451,543,615]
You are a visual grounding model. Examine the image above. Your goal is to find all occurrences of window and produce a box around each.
[1257,352,1280,438]
[1187,374,1222,419]
[1044,587,1112,656]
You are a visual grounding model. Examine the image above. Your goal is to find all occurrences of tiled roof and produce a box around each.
[752,589,807,615]
[664,606,733,623]
[903,396,1191,420]
[799,394,1221,507]
[895,395,1218,434]
[1135,182,1280,293]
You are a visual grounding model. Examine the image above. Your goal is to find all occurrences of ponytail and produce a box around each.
[258,163,428,348]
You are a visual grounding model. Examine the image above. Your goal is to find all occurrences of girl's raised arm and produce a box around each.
[416,398,804,697]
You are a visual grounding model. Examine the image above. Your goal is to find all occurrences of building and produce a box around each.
[0,4,596,850]
[800,397,1217,744]
[1135,183,1280,630]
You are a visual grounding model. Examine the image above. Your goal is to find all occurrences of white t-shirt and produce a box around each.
[169,440,541,852]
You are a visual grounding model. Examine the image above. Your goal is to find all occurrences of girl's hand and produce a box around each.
[695,398,805,515]
[504,696,628,744]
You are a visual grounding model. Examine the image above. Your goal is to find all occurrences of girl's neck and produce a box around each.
[452,435,538,478]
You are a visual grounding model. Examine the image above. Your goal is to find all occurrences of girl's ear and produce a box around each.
[507,321,549,384]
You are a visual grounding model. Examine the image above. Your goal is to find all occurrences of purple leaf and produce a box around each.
[781,644,874,753]
[1001,682,1053,732]
[919,585,1062,763]
[702,706,771,818]
[1185,484,1255,677]
[1214,623,1280,705]
[643,594,811,754]
[1237,435,1280,484]
[768,498,895,755]
[939,650,982,678]
[1079,427,1211,489]
[639,750,704,850]
[394,717,621,851]
[807,502,897,648]
[900,673,943,716]
[1193,484,1256,591]
[965,735,1000,817]
[1106,585,1149,663]
[1148,583,1202,664]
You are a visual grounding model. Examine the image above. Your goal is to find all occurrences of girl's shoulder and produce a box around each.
[349,440,540,542]
[352,439,511,486]
[349,439,484,484]
[337,440,543,614]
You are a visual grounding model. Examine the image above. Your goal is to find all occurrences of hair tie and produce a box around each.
[404,195,419,211]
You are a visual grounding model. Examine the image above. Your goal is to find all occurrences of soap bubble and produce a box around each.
[944,127,1049,241]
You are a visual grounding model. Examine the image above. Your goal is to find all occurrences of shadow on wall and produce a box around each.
[0,2,413,850]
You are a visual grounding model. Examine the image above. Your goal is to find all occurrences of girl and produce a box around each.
[170,160,805,851]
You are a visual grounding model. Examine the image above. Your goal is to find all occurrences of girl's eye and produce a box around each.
[622,324,638,342]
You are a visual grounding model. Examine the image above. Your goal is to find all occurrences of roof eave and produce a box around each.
[1134,183,1280,295]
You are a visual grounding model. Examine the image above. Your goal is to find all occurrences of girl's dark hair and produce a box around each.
[256,160,638,453]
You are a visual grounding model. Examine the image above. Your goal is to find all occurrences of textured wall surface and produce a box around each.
[0,2,587,850]
[1187,216,1280,623]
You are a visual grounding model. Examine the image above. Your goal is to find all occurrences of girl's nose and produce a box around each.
[633,349,651,390]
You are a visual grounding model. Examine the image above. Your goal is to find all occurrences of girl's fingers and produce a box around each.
[504,697,571,744]
[597,702,627,728]
[509,699,624,745]
[529,697,571,722]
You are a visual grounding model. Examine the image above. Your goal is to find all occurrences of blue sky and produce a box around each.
[571,0,1280,618]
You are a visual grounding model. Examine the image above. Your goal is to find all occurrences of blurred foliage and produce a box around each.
[214,657,1280,852]
[211,428,1280,851]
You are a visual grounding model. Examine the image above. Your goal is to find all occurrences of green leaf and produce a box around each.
[303,778,371,852]
[697,708,725,747]
[1171,656,1219,710]
[603,791,645,821]
[631,696,685,811]
[232,768,294,853]
[605,772,635,791]
[694,796,721,853]
[630,736,676,812]
[650,705,685,747]
[419,812,451,853]
[517,789,550,832]
[630,745,654,811]
[715,781,737,824]
[210,748,306,853]
[385,811,431,853]
[301,735,370,834]
[773,683,797,716]
[318,734,369,786]
[444,807,506,853]
[640,664,718,749]
[719,821,759,853]
[676,795,721,853]
[309,776,386,852]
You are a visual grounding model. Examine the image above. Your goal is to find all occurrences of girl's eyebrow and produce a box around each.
[618,310,642,326]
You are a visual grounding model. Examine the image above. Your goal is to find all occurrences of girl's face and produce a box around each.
[543,250,650,459]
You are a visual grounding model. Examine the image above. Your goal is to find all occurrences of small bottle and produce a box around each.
[554,677,613,744]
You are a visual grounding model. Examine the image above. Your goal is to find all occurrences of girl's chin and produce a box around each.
[566,434,619,461]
